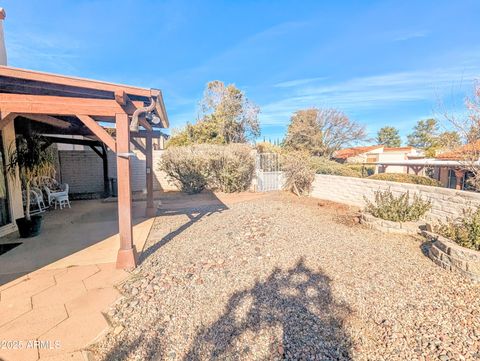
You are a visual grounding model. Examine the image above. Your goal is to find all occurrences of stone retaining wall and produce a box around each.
[360,213,422,235]
[423,231,480,282]
[311,174,480,222]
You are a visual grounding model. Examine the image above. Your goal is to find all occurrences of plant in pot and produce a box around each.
[6,133,55,237]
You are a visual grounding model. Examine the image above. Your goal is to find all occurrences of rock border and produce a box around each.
[422,231,480,283]
[360,213,423,235]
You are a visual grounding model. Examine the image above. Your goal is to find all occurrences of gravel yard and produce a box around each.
[92,192,480,361]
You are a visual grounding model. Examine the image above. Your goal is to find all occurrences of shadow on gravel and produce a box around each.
[184,258,353,360]
[139,191,228,264]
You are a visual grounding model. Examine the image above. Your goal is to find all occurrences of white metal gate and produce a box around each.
[256,153,282,192]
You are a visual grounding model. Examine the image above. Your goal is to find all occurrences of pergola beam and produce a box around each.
[0,93,143,117]
[0,65,153,98]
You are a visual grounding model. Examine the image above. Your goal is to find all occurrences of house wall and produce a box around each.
[311,174,480,222]
[377,153,409,174]
[56,149,178,196]
[0,120,24,237]
[57,150,104,194]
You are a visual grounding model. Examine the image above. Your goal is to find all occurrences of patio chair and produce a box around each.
[31,186,48,211]
[44,183,70,207]
[22,189,46,215]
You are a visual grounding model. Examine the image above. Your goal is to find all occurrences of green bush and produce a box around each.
[345,164,375,177]
[311,157,362,177]
[364,189,431,222]
[209,144,255,193]
[159,144,255,194]
[435,208,480,251]
[368,173,441,187]
[282,151,316,195]
[159,146,210,194]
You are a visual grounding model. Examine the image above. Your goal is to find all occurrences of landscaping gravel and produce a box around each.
[91,192,480,361]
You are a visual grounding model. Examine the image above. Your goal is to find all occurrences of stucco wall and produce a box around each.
[1,121,23,236]
[310,174,480,222]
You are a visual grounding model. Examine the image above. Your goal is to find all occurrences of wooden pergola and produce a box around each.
[0,65,168,269]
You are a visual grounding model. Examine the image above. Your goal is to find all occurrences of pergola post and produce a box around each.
[115,113,137,269]
[145,134,155,217]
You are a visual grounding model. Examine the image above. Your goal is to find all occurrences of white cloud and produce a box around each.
[393,30,429,42]
[274,77,327,88]
[260,66,480,126]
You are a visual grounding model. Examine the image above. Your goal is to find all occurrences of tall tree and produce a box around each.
[168,80,260,146]
[437,130,461,150]
[376,126,401,147]
[284,108,367,158]
[407,118,440,154]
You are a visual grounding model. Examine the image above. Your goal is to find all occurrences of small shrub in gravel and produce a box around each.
[159,144,255,194]
[282,151,316,195]
[368,173,441,187]
[435,207,480,251]
[364,189,431,222]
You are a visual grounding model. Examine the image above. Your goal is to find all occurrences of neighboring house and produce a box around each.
[333,145,425,174]
[333,146,383,164]
[434,142,480,190]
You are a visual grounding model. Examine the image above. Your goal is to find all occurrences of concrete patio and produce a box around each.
[0,199,154,361]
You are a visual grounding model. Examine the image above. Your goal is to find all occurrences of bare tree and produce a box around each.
[442,81,480,189]
[284,108,367,158]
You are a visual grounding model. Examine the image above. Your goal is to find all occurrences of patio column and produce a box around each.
[115,113,137,269]
[454,169,465,190]
[145,134,155,217]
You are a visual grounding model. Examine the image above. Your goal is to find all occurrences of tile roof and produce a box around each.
[334,146,383,159]
[436,140,480,160]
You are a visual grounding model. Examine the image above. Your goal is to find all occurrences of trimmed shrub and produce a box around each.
[282,151,316,195]
[159,144,255,194]
[364,189,431,222]
[311,157,362,177]
[435,208,480,251]
[368,173,441,187]
[209,144,255,193]
[345,164,375,177]
[159,146,210,194]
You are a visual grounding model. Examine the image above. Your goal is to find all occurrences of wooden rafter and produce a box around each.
[0,111,17,130]
[76,114,116,151]
[0,65,152,97]
[20,114,71,129]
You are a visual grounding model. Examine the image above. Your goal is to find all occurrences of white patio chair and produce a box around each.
[44,183,70,208]
[22,189,46,215]
[31,187,48,211]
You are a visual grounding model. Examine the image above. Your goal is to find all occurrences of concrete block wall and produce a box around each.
[311,174,480,222]
[57,149,178,196]
[57,150,104,194]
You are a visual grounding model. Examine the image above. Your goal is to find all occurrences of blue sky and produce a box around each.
[2,0,480,144]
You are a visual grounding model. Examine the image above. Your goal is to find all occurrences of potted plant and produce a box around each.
[6,133,55,237]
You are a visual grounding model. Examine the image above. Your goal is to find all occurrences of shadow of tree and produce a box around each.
[185,259,353,360]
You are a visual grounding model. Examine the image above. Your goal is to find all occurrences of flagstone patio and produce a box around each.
[0,199,152,361]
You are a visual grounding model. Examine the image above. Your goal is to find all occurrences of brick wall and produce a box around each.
[311,174,480,222]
